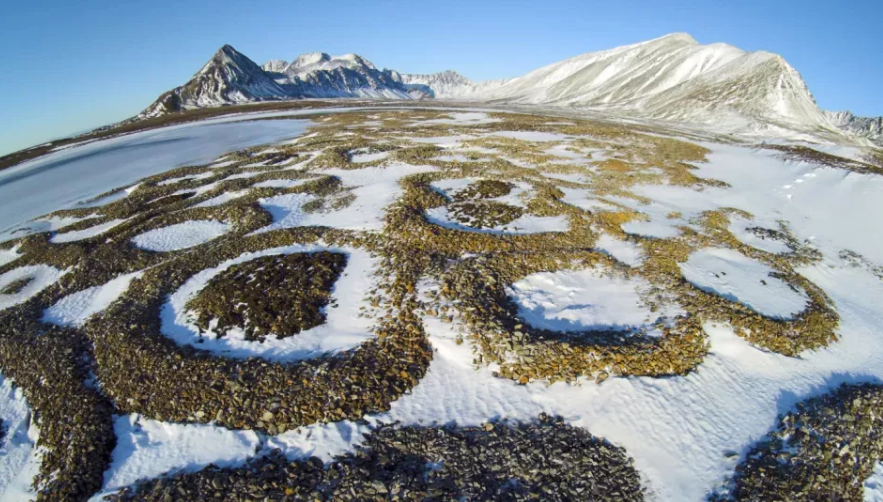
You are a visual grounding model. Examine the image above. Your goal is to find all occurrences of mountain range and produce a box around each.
[138,34,881,145]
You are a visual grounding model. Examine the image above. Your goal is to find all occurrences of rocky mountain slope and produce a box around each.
[824,111,883,144]
[139,46,419,118]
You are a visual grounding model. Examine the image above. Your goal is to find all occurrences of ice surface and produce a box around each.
[43,271,143,327]
[0,118,308,241]
[161,244,376,361]
[131,221,231,252]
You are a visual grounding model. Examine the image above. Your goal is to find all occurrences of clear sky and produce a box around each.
[1,0,881,156]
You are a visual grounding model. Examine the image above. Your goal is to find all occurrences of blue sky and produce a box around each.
[1,0,881,156]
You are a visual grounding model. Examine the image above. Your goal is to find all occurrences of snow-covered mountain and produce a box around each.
[137,35,877,144]
[415,33,834,137]
[139,46,418,118]
[824,110,883,145]
[261,59,289,73]
[141,45,290,118]
[400,70,507,98]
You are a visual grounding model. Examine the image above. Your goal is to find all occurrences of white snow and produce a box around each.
[621,219,683,239]
[290,164,437,232]
[131,221,231,252]
[252,178,313,189]
[207,160,237,169]
[489,131,571,142]
[728,216,792,254]
[0,375,37,499]
[507,267,682,334]
[0,245,21,268]
[407,135,475,148]
[411,112,500,127]
[595,233,644,266]
[157,172,214,186]
[161,244,377,361]
[90,415,261,500]
[425,207,570,235]
[866,462,883,502]
[253,193,316,234]
[42,271,143,327]
[680,247,809,319]
[193,190,249,208]
[50,218,128,243]
[0,265,65,312]
[349,150,389,163]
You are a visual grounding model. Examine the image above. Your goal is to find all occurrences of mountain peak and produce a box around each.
[656,32,698,44]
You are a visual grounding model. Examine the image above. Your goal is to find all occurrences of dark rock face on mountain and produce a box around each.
[139,46,418,118]
[825,110,883,145]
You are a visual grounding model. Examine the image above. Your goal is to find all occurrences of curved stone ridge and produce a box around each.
[106,416,644,502]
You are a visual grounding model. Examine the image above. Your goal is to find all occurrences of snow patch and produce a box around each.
[679,247,808,319]
[0,265,65,312]
[507,267,682,334]
[43,271,143,327]
[132,221,231,252]
[50,219,128,243]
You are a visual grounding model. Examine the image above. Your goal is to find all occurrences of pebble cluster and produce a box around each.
[107,415,644,502]
[713,383,883,501]
[186,252,348,341]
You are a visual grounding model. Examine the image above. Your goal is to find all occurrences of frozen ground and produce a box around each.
[4,108,883,501]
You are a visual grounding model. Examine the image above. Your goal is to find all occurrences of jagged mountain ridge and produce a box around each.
[824,111,883,144]
[140,46,420,118]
